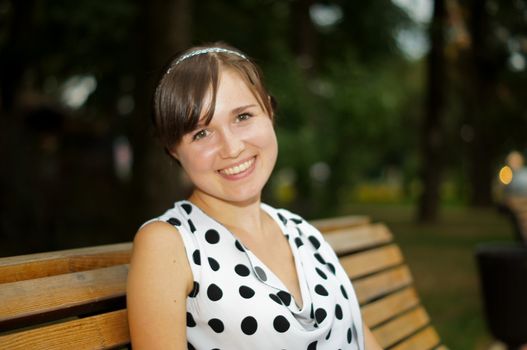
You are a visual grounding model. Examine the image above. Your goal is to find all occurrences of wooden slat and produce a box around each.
[434,345,449,350]
[340,244,404,279]
[354,265,413,304]
[0,309,129,350]
[0,265,128,329]
[372,307,430,349]
[362,287,420,328]
[389,326,440,350]
[0,243,132,283]
[311,215,370,233]
[324,223,393,255]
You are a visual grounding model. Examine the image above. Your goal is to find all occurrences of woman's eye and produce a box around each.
[236,113,252,122]
[192,129,209,141]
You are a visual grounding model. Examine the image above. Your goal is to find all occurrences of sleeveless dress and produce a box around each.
[146,200,364,350]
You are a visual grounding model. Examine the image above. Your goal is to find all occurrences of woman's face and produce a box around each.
[171,68,278,205]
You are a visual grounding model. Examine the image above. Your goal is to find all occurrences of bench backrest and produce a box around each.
[0,216,444,349]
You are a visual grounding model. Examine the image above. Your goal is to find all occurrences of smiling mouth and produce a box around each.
[219,157,255,176]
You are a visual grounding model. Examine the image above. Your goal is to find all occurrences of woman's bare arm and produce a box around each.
[364,323,383,349]
[127,221,193,350]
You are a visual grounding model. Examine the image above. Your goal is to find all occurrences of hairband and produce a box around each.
[167,48,248,74]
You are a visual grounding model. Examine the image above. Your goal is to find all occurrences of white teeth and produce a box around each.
[220,158,254,176]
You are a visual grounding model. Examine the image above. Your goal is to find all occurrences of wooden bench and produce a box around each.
[0,215,446,349]
[501,196,527,245]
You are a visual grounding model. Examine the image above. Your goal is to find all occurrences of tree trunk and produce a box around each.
[129,0,192,224]
[465,0,495,207]
[417,0,447,222]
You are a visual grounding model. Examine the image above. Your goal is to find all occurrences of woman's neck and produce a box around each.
[188,190,266,238]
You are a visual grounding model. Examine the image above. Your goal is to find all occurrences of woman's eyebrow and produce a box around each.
[231,104,257,114]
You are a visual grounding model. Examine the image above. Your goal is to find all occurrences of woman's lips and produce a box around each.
[218,157,256,178]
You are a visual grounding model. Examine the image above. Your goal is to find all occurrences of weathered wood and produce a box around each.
[353,266,413,304]
[361,287,420,328]
[340,244,404,279]
[390,326,441,350]
[0,309,129,350]
[0,265,128,331]
[324,223,392,255]
[372,307,430,349]
[0,243,132,283]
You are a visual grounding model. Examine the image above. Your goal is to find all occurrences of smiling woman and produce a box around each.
[126,42,382,350]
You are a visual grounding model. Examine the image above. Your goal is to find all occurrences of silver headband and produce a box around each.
[174,47,247,66]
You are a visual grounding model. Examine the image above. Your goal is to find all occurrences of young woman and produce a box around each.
[127,43,382,350]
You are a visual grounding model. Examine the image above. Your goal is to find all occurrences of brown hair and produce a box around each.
[153,42,275,152]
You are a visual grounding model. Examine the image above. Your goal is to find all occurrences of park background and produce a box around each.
[1,0,526,348]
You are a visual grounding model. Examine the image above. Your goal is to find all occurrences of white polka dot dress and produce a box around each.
[149,201,364,350]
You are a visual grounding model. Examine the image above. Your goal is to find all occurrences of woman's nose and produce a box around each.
[219,128,245,158]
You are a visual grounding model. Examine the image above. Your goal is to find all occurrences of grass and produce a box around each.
[342,203,515,350]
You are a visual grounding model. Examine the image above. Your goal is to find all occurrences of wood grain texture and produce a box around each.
[353,265,413,304]
[361,287,420,328]
[389,326,440,350]
[0,309,129,350]
[0,265,128,329]
[324,223,393,255]
[0,243,132,283]
[340,244,404,279]
[372,307,431,349]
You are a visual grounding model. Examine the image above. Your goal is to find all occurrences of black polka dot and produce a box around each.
[208,257,220,271]
[285,234,290,240]
[235,240,245,252]
[241,316,258,335]
[292,218,303,224]
[239,285,255,299]
[167,217,181,226]
[205,229,220,244]
[296,227,304,236]
[294,237,304,248]
[327,262,336,274]
[315,308,327,324]
[235,264,250,277]
[277,291,291,306]
[188,219,196,233]
[347,328,352,343]
[269,293,282,305]
[315,284,328,296]
[307,340,317,350]
[314,253,326,265]
[182,203,192,214]
[192,249,201,265]
[188,281,199,297]
[273,315,290,333]
[207,283,223,301]
[335,304,343,320]
[277,213,287,225]
[310,303,314,319]
[325,329,332,340]
[186,312,196,327]
[187,342,195,350]
[315,267,327,280]
[208,318,224,333]
[254,266,267,281]
[308,236,321,249]
[340,285,349,299]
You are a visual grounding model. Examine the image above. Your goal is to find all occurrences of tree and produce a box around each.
[417,0,448,222]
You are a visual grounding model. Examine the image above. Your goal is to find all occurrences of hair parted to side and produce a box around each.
[153,42,276,153]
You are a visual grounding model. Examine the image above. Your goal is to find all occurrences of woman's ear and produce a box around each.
[165,147,179,161]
